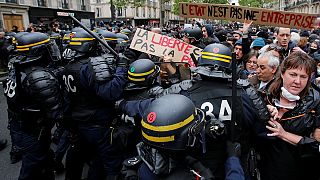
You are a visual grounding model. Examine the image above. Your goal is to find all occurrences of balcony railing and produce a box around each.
[296,0,308,6]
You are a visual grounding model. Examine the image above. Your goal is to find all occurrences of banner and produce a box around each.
[179,3,318,30]
[129,28,202,66]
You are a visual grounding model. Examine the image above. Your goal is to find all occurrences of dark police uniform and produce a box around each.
[3,32,63,180]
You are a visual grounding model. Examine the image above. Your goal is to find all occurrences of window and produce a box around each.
[136,7,139,17]
[154,8,156,18]
[6,0,17,3]
[96,0,101,3]
[62,0,69,9]
[96,7,101,17]
[142,7,145,17]
[81,0,86,10]
[118,8,123,16]
[148,7,151,18]
[37,0,46,6]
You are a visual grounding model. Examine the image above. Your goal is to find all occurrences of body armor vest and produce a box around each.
[62,58,113,123]
[4,66,59,130]
[188,79,244,179]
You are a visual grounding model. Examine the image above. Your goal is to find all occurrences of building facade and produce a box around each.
[90,0,183,27]
[0,0,94,32]
[283,0,320,14]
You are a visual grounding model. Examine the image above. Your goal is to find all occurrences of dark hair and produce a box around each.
[268,51,316,99]
[243,50,258,70]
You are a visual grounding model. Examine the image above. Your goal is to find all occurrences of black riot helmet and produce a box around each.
[183,27,203,41]
[68,28,97,55]
[95,29,118,50]
[194,43,232,78]
[15,32,57,64]
[116,33,129,52]
[127,59,160,88]
[141,94,205,151]
[120,28,132,36]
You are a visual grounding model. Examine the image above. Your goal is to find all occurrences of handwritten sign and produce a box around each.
[129,28,202,67]
[179,3,318,30]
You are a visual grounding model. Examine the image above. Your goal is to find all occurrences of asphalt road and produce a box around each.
[0,85,65,180]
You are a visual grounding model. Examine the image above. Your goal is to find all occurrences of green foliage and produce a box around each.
[113,0,146,8]
[239,0,273,8]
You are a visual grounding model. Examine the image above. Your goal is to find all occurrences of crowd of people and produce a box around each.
[1,17,320,180]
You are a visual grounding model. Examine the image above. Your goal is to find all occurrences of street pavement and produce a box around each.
[0,85,65,180]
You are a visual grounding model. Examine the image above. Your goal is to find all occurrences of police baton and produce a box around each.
[68,14,118,58]
[231,52,237,142]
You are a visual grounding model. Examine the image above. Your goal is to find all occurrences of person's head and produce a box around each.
[244,50,258,73]
[141,94,205,152]
[226,37,237,46]
[126,59,160,89]
[234,39,243,60]
[202,26,208,38]
[298,37,308,48]
[183,28,202,44]
[276,27,291,48]
[232,31,242,40]
[269,51,316,98]
[15,32,59,65]
[0,31,4,39]
[256,51,280,83]
[12,26,18,31]
[290,32,300,45]
[310,41,319,54]
[201,25,213,39]
[250,37,265,51]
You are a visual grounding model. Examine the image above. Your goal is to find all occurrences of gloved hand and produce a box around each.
[226,141,241,158]
[117,53,131,67]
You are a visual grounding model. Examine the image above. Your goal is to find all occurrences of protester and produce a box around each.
[256,51,320,180]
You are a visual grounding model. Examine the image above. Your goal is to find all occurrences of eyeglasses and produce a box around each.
[246,60,257,65]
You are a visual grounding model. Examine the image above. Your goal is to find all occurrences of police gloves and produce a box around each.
[117,53,131,67]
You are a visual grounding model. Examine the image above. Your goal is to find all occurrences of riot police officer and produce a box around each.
[61,28,128,180]
[147,43,265,179]
[3,32,63,180]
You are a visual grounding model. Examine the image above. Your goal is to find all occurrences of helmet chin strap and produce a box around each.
[281,87,300,102]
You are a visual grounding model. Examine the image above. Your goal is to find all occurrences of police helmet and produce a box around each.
[183,28,202,41]
[120,28,132,36]
[15,32,54,64]
[96,29,118,49]
[141,94,205,151]
[127,59,160,88]
[195,43,232,78]
[198,43,232,68]
[69,28,97,54]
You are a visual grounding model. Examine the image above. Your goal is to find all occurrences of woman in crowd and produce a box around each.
[256,51,320,180]
[243,50,258,77]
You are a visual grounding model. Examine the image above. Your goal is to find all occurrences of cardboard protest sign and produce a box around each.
[179,3,318,30]
[129,28,202,67]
